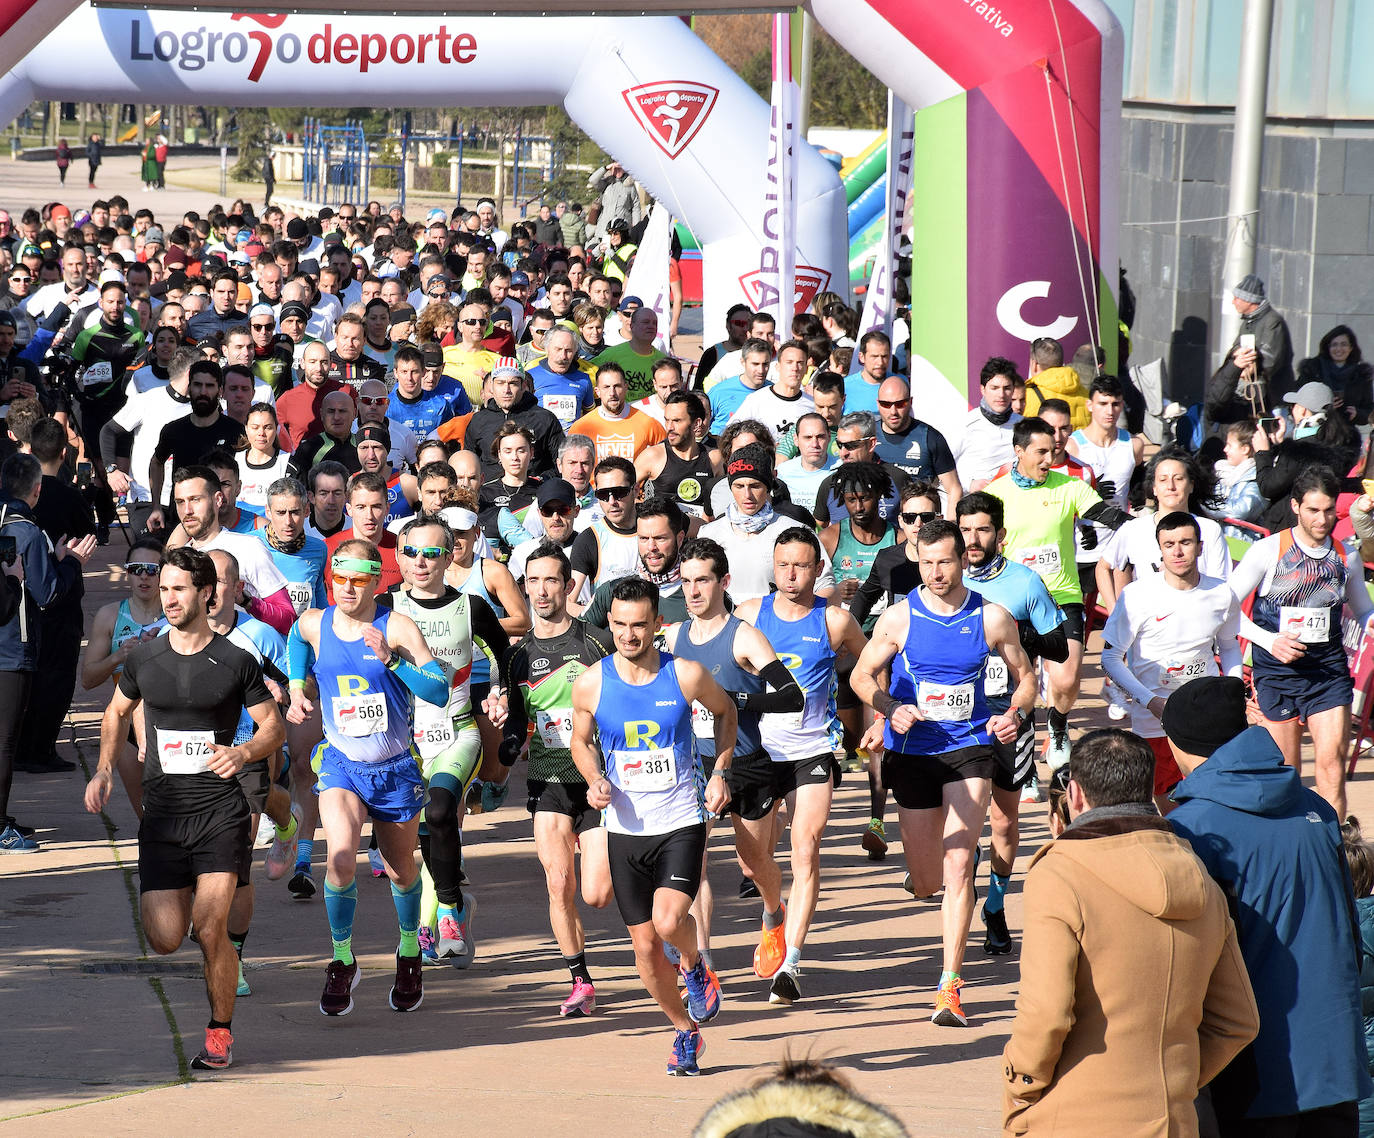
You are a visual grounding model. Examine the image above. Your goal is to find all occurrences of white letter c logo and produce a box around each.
[996,280,1079,342]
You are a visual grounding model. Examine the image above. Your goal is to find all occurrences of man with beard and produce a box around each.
[85,546,284,1071]
[635,392,721,521]
[146,360,243,530]
[581,498,691,629]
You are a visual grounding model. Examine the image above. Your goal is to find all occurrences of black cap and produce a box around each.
[279,301,310,323]
[164,269,188,292]
[286,218,309,240]
[535,479,577,509]
[420,342,444,369]
[1162,677,1248,758]
[389,304,417,323]
[0,310,17,330]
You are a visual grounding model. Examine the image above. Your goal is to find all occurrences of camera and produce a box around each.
[0,534,16,567]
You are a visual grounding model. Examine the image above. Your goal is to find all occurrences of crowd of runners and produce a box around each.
[2,183,1373,1132]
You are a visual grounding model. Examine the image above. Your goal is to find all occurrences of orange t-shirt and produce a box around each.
[436,411,475,448]
[569,406,666,461]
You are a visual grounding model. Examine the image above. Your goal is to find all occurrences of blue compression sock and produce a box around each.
[392,875,423,957]
[324,879,358,965]
[985,871,1011,915]
[295,838,314,872]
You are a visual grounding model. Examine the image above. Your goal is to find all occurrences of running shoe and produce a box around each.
[1045,729,1072,774]
[0,824,38,853]
[418,924,438,963]
[983,905,1014,955]
[738,876,760,899]
[1,816,35,837]
[662,940,682,967]
[559,978,596,1017]
[288,869,316,900]
[666,1027,706,1076]
[367,846,386,878]
[861,818,887,861]
[190,1027,233,1071]
[319,959,361,1016]
[436,912,463,961]
[389,952,424,1013]
[902,872,914,896]
[932,978,968,1027]
[681,958,722,1024]
[1020,774,1044,805]
[449,894,478,969]
[769,966,801,1006]
[753,906,787,980]
[255,814,275,847]
[236,962,251,997]
[264,806,301,881]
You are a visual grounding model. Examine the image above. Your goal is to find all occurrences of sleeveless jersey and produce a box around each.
[385,473,414,524]
[237,450,292,511]
[755,595,837,762]
[886,588,992,755]
[588,518,639,587]
[453,558,503,685]
[389,588,478,759]
[832,522,897,588]
[314,606,415,764]
[672,615,764,758]
[650,447,716,520]
[112,600,166,680]
[593,652,702,835]
[1252,529,1349,671]
[1069,428,1134,508]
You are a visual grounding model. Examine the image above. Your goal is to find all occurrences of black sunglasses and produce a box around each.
[594,485,632,502]
[900,510,937,526]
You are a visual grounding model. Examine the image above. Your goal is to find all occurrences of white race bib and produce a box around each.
[1280,606,1331,645]
[157,729,215,775]
[691,701,714,741]
[412,700,455,759]
[614,746,676,792]
[286,580,313,613]
[1017,543,1062,578]
[984,654,1009,697]
[543,393,578,425]
[917,680,975,722]
[81,360,113,389]
[1159,654,1211,691]
[536,709,574,749]
[332,692,389,737]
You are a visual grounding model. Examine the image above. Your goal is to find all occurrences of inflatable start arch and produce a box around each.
[0,4,847,339]
[0,0,1122,427]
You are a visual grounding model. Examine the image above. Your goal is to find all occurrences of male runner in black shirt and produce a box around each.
[85,546,284,1072]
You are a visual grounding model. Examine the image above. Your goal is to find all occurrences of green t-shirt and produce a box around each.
[986,470,1101,605]
[592,342,667,402]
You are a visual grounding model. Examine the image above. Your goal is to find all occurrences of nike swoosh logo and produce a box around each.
[1154,616,1169,622]
[670,875,690,882]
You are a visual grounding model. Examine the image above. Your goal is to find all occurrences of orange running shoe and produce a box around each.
[752,904,787,979]
[931,978,968,1027]
[190,1026,233,1070]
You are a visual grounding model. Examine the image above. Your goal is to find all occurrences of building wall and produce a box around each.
[1120,106,1374,404]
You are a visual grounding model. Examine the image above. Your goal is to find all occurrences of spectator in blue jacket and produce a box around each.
[0,453,96,851]
[1339,817,1374,1138]
[1163,676,1372,1136]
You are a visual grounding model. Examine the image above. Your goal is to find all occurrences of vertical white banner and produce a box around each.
[762,13,798,331]
[855,91,915,345]
[623,201,673,352]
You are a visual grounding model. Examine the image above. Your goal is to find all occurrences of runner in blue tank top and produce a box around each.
[666,538,804,992]
[957,492,1069,957]
[570,576,737,1077]
[855,519,1035,1030]
[735,526,866,1007]
[286,537,449,1019]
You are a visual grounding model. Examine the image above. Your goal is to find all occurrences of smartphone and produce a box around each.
[76,461,93,489]
[1240,333,1256,352]
[0,535,15,567]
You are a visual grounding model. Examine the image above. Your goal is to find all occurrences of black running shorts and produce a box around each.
[991,713,1037,793]
[527,778,602,836]
[138,800,252,893]
[881,745,996,811]
[607,823,707,927]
